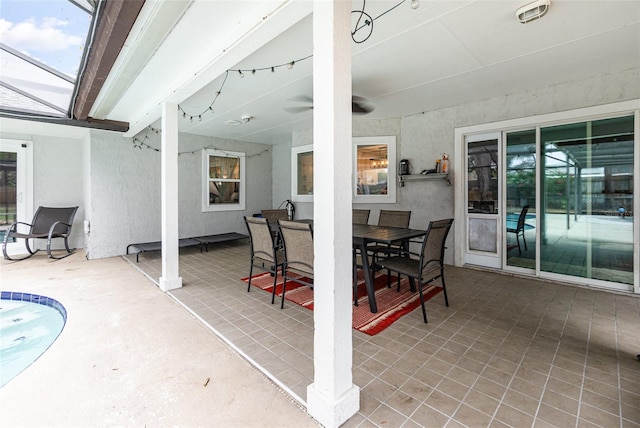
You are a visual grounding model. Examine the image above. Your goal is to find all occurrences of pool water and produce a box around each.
[0,293,66,388]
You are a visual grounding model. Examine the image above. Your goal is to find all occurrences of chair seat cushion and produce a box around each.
[9,232,56,239]
[378,256,441,279]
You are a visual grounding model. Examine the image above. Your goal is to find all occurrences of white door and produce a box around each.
[0,139,33,257]
[464,132,502,268]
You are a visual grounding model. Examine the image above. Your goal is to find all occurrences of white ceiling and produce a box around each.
[90,0,640,144]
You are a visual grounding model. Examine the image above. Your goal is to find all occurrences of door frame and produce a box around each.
[454,100,639,294]
[0,138,33,257]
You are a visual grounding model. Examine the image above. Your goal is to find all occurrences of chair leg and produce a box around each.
[3,238,38,261]
[516,234,521,255]
[417,280,428,323]
[353,266,359,306]
[280,275,287,309]
[247,260,254,292]
[271,267,278,304]
[521,231,527,251]
[440,270,449,307]
[47,237,76,260]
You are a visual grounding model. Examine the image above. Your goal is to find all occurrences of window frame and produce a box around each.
[353,136,397,204]
[291,144,314,203]
[202,148,246,212]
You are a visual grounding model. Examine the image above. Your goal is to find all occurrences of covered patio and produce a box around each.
[122,241,639,427]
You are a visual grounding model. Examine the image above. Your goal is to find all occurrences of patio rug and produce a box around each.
[241,270,443,336]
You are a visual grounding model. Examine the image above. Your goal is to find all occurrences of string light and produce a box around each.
[176,0,410,118]
[131,126,271,158]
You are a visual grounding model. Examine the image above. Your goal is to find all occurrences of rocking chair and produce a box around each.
[2,206,78,261]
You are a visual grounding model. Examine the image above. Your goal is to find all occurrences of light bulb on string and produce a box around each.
[411,0,419,9]
[288,61,295,69]
[238,70,244,78]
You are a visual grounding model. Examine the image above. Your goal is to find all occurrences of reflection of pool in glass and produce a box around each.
[0,292,66,387]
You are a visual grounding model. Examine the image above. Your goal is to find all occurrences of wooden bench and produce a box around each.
[126,232,247,262]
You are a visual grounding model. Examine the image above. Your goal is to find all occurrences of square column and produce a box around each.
[306,1,359,427]
[159,101,182,291]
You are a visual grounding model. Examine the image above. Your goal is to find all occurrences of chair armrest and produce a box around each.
[5,221,34,236]
[7,221,34,231]
[48,221,73,237]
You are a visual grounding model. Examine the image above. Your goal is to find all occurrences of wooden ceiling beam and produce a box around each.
[73,0,145,122]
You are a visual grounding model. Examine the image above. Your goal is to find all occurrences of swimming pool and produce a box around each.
[0,292,67,388]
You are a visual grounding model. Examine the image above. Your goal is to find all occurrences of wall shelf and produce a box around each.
[398,173,450,186]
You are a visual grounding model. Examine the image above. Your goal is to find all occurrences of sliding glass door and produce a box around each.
[540,116,634,286]
[505,130,537,271]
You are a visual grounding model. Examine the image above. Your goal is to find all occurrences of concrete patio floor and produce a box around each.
[0,251,318,427]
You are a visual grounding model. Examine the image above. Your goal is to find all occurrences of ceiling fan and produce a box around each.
[285,95,374,115]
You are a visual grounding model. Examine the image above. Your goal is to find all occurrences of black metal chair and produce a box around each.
[368,210,412,288]
[244,216,285,305]
[352,209,370,225]
[507,205,530,255]
[352,209,371,305]
[278,220,314,309]
[2,206,78,261]
[261,209,289,244]
[376,218,454,323]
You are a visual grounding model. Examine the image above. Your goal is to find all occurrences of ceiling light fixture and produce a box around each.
[411,0,419,10]
[516,0,550,24]
[225,116,253,126]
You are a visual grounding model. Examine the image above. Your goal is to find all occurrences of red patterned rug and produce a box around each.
[241,270,443,335]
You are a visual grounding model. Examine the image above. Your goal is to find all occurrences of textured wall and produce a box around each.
[272,69,640,264]
[86,130,272,259]
[32,135,85,251]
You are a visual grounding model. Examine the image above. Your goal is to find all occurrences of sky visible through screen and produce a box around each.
[0,0,92,78]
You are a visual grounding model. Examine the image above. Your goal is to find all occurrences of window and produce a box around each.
[202,149,245,211]
[291,144,313,203]
[353,136,396,203]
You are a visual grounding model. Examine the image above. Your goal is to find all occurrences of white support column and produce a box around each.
[306,1,359,427]
[159,101,182,292]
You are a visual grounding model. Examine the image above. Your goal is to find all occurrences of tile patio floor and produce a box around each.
[127,241,640,427]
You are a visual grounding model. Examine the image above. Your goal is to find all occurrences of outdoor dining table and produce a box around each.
[352,224,427,313]
[270,219,427,314]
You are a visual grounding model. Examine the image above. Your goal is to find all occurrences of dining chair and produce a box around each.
[262,209,290,245]
[352,209,370,304]
[507,205,529,255]
[368,209,412,287]
[244,216,285,305]
[352,209,370,225]
[375,218,453,323]
[278,220,314,309]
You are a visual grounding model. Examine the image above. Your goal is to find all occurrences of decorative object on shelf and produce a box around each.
[441,153,449,174]
[399,159,411,176]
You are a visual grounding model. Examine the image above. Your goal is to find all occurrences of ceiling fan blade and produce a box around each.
[284,106,313,114]
[352,101,374,114]
[287,94,373,114]
[289,95,314,104]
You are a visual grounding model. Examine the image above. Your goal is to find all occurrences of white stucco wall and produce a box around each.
[272,68,640,265]
[272,140,292,211]
[86,130,272,259]
[32,135,85,251]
